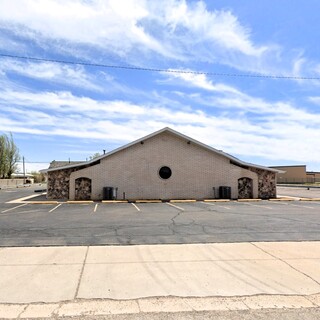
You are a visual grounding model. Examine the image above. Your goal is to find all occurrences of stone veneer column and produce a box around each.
[47,168,76,199]
[249,168,276,199]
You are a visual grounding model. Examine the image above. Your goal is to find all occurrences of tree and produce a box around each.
[89,152,101,160]
[0,133,20,179]
[0,135,6,179]
[30,171,46,183]
[6,133,20,178]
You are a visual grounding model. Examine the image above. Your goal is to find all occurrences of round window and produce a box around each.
[159,166,172,179]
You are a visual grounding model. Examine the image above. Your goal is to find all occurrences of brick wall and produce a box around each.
[68,132,264,200]
[47,132,277,200]
[0,179,34,188]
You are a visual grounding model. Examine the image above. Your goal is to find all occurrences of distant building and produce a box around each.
[306,171,320,183]
[0,173,35,188]
[44,128,280,200]
[269,165,320,183]
[11,173,34,184]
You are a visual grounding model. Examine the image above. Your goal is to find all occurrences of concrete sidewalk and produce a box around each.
[0,242,320,318]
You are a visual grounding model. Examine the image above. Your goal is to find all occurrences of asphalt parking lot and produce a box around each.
[0,186,320,246]
[277,185,320,198]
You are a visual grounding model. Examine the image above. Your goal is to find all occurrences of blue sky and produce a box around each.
[1,0,320,172]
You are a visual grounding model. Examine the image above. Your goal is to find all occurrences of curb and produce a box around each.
[269,198,295,201]
[135,200,162,203]
[9,198,320,205]
[26,201,59,204]
[237,199,261,202]
[0,294,319,319]
[66,201,94,204]
[101,200,128,203]
[170,199,197,203]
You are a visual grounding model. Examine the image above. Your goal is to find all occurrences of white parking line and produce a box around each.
[288,204,314,209]
[202,202,215,206]
[166,202,185,211]
[270,201,289,205]
[217,205,231,210]
[6,193,46,203]
[131,203,141,211]
[237,202,273,210]
[202,202,230,210]
[49,203,62,213]
[1,203,28,213]
[301,205,315,209]
[248,203,273,210]
[94,203,98,213]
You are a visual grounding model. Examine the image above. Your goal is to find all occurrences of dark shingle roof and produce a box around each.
[48,160,85,169]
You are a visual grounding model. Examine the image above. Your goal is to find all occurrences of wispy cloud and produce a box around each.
[151,0,266,56]
[0,0,174,58]
[160,70,242,94]
[1,85,320,163]
[161,70,320,124]
[0,0,286,73]
[1,0,320,170]
[0,59,106,91]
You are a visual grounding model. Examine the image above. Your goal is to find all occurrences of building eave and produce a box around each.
[45,127,280,173]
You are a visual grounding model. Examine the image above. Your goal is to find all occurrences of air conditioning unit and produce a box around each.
[219,186,231,199]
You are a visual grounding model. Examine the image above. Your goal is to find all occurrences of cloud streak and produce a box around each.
[1,85,320,164]
[0,0,320,170]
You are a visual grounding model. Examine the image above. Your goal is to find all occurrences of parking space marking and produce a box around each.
[6,193,46,204]
[202,201,219,208]
[270,201,289,205]
[94,203,98,213]
[203,202,231,210]
[248,203,273,210]
[49,203,62,212]
[237,202,273,210]
[201,201,215,206]
[217,205,231,210]
[1,203,28,213]
[166,202,185,211]
[288,203,314,209]
[131,203,141,211]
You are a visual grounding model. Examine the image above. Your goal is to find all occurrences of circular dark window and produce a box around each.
[159,166,172,179]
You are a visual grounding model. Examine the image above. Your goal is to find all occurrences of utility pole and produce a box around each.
[23,156,26,185]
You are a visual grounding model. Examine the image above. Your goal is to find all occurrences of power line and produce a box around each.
[17,161,49,163]
[0,53,319,80]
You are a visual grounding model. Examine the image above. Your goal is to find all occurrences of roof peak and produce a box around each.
[45,127,280,173]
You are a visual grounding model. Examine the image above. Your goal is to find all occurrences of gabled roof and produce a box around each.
[49,160,85,169]
[269,165,306,168]
[45,127,280,173]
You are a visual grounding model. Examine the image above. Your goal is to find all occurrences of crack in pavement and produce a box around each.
[250,242,320,287]
[2,203,320,245]
[74,246,89,299]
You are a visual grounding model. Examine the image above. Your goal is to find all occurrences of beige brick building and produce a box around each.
[269,165,307,183]
[270,165,320,183]
[46,128,279,200]
[306,171,320,183]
